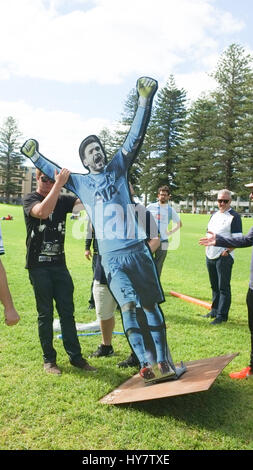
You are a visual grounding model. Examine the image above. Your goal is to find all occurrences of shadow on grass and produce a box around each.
[119,377,253,443]
[62,361,137,388]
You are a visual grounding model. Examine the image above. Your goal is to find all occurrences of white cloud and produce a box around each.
[0,0,249,168]
[0,99,112,172]
[175,71,216,101]
[0,0,245,84]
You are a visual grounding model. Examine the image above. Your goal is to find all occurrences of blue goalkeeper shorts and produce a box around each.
[101,241,164,308]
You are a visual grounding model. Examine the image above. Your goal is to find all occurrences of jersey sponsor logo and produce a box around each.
[95,184,117,202]
[94,173,118,203]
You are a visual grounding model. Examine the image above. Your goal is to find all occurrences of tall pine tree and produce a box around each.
[210,43,253,192]
[146,75,187,200]
[0,116,25,203]
[98,127,116,161]
[176,95,218,211]
[113,86,153,196]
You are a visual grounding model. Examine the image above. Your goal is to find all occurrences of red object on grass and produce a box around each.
[169,291,211,309]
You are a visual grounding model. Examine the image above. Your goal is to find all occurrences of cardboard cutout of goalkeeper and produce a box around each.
[21,77,186,384]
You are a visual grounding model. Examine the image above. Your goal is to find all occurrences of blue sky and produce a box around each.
[0,0,252,172]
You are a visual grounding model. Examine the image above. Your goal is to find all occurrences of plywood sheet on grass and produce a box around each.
[100,354,238,405]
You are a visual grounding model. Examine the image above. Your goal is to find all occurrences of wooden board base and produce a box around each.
[100,353,238,405]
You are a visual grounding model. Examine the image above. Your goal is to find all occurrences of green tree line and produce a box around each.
[0,116,25,203]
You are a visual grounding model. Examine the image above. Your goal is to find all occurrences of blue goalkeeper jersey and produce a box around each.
[30,104,150,255]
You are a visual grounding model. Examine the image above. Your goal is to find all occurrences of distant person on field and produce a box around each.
[147,185,182,277]
[199,182,253,379]
[203,189,242,325]
[0,224,20,326]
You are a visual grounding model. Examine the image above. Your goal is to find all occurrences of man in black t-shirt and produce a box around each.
[23,168,96,375]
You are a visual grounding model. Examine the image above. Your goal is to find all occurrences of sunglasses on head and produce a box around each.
[217,199,229,204]
[40,176,54,183]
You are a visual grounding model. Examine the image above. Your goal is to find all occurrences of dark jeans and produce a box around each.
[88,253,98,307]
[206,254,234,321]
[246,288,253,368]
[29,266,82,364]
[153,242,168,277]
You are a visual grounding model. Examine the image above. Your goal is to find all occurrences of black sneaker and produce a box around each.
[89,344,114,358]
[210,317,226,325]
[201,311,216,318]
[117,352,139,368]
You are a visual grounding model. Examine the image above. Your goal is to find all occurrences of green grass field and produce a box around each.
[0,204,253,450]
